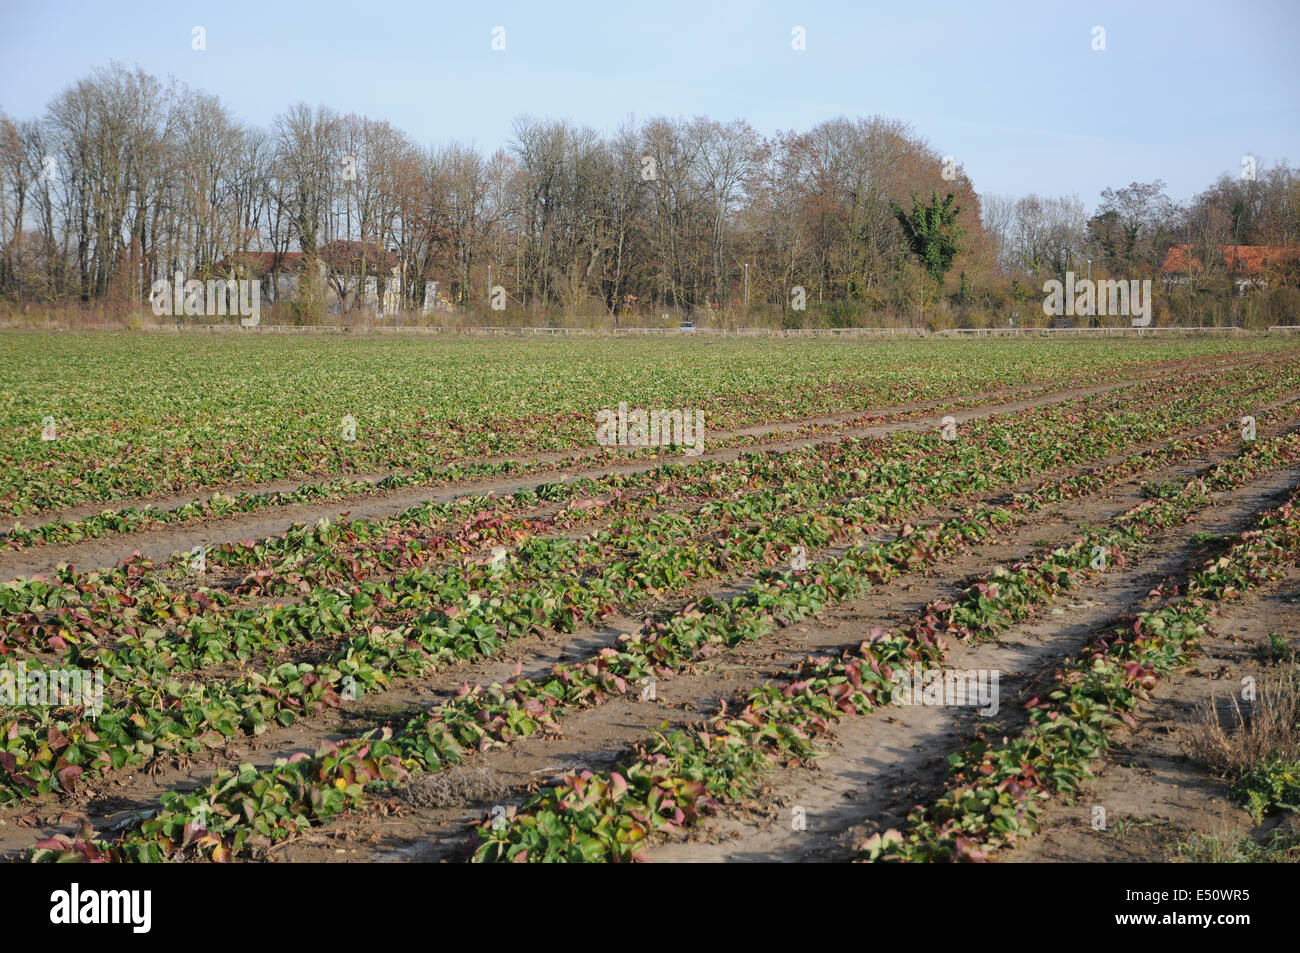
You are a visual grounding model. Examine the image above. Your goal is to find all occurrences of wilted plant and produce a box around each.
[1184,667,1300,785]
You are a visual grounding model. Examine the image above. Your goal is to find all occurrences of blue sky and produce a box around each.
[2,0,1297,211]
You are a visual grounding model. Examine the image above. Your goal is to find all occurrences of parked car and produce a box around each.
[679,320,695,332]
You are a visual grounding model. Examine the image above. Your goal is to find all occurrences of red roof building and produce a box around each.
[1160,244,1299,292]
[1161,244,1298,276]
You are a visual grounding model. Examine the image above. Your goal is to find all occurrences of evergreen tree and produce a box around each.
[890,191,966,285]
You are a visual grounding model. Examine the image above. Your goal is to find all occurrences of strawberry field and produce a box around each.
[2,332,1300,865]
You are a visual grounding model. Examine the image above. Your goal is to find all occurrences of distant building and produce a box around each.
[1160,244,1299,293]
[217,242,452,316]
[218,251,303,304]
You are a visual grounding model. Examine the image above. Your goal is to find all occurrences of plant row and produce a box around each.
[11,337,1249,519]
[24,423,1296,860]
[3,365,1279,659]
[0,383,1276,802]
[5,348,1288,550]
[858,484,1300,862]
[461,432,1300,861]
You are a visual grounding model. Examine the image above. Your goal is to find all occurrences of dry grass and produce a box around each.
[1175,821,1300,863]
[1185,667,1300,778]
[400,766,510,810]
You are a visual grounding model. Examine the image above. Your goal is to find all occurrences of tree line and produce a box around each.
[2,63,1297,327]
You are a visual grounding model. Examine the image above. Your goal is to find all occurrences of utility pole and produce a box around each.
[743,262,749,310]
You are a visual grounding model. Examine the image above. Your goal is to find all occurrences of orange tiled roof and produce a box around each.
[1161,244,1299,275]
